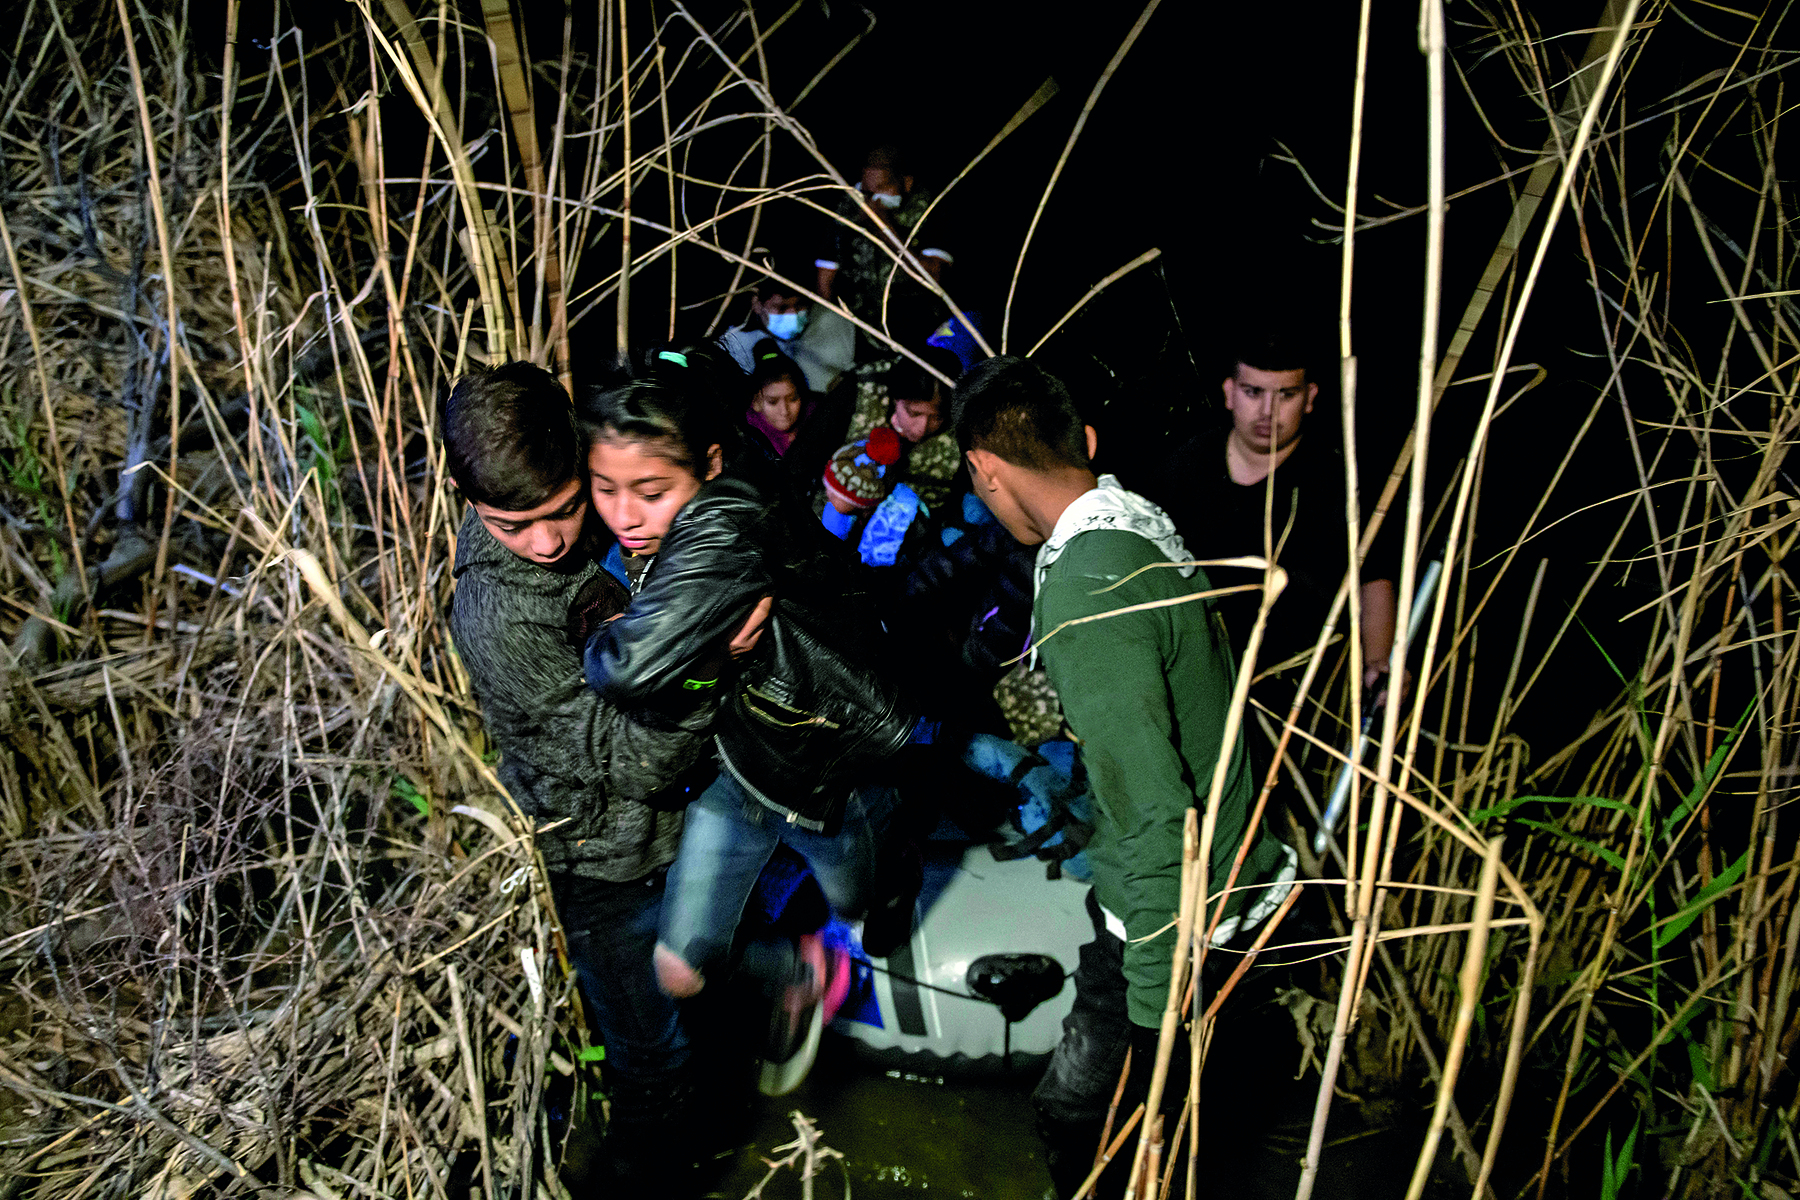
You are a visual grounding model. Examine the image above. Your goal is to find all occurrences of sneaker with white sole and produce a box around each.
[757,933,850,1096]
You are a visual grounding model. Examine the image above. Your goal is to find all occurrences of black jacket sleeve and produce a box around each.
[450,571,714,807]
[584,497,774,708]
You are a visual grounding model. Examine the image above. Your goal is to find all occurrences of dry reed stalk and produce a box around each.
[1296,1,1451,1186]
[4,4,1172,1192]
[1410,5,1649,1190]
[1395,3,1793,1192]
[615,0,633,354]
[742,1110,845,1200]
[884,75,1058,360]
[0,203,85,604]
[998,0,1161,355]
[1343,0,1643,563]
[1072,1103,1144,1200]
[1335,0,1373,889]
[1094,1044,1132,1175]
[1126,809,1199,1198]
[1403,836,1501,1200]
[0,4,587,1193]
[1156,1090,1187,1200]
[661,0,982,373]
[1140,1114,1163,1200]
[477,0,554,368]
[1267,7,1742,1194]
[112,0,181,614]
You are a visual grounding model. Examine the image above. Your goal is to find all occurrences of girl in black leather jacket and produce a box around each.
[577,349,916,1093]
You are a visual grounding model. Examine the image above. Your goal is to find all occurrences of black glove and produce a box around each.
[566,573,630,650]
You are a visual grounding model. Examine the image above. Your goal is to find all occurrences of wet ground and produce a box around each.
[711,1039,1053,1199]
[706,1021,1454,1200]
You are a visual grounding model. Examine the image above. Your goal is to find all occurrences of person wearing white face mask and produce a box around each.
[814,144,954,359]
[717,274,856,394]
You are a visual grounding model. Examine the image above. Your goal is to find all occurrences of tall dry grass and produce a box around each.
[0,1,579,1194]
[1,1,1795,1198]
[1167,2,1800,1198]
[0,1,1005,1195]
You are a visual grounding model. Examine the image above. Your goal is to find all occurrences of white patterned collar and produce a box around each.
[1029,475,1193,662]
[1036,474,1194,590]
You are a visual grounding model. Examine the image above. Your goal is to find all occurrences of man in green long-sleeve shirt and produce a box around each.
[954,356,1295,1197]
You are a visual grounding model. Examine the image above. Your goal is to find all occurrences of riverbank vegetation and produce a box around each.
[0,2,1793,1198]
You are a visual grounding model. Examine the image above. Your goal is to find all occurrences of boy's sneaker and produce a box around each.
[757,933,851,1097]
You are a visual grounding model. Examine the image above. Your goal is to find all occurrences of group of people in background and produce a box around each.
[441,145,1400,1196]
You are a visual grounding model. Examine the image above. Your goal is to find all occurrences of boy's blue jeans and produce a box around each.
[659,770,898,980]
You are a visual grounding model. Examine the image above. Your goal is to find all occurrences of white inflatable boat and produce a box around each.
[829,827,1093,1077]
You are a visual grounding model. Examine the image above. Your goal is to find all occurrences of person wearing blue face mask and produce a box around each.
[763,308,807,341]
[814,145,954,359]
[717,274,855,394]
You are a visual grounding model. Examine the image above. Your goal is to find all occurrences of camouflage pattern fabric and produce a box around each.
[846,363,961,511]
[903,433,962,512]
[995,662,1068,749]
[844,359,894,442]
[829,188,940,345]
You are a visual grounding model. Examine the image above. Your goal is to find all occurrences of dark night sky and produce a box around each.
[767,1,1373,359]
[762,0,1706,740]
[751,0,1490,467]
[231,0,1492,422]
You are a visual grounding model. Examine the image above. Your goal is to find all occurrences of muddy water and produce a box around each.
[711,1037,1055,1199]
[706,1018,1440,1200]
[697,836,1438,1199]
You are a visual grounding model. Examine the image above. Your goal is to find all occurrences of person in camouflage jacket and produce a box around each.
[814,145,954,356]
[843,348,965,512]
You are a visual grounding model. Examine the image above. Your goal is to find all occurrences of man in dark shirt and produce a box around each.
[1142,336,1399,694]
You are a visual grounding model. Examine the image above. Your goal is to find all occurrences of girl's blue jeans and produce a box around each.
[659,769,897,980]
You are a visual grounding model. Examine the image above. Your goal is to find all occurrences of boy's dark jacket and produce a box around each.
[585,471,916,831]
[450,508,714,881]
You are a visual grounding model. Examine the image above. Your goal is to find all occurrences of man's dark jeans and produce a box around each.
[552,868,696,1184]
[1033,888,1190,1199]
